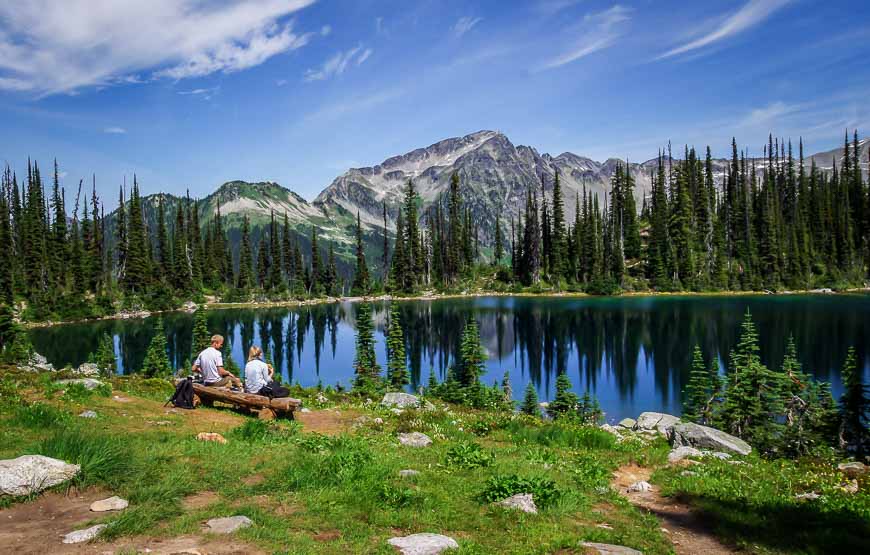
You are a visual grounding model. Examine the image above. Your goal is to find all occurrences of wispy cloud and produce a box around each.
[304,45,372,82]
[657,0,792,60]
[177,86,220,100]
[452,16,482,39]
[737,101,802,129]
[320,25,332,36]
[538,5,630,71]
[0,0,317,95]
[304,87,405,123]
[104,126,127,134]
[535,0,584,16]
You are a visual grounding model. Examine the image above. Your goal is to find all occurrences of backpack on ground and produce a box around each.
[167,376,196,409]
[258,380,290,399]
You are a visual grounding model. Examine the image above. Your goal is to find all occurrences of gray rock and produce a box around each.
[680,470,698,477]
[600,424,622,437]
[78,410,98,418]
[580,542,643,555]
[627,481,652,493]
[74,362,101,376]
[668,446,702,463]
[667,422,752,456]
[299,407,312,413]
[398,432,433,448]
[497,493,537,514]
[838,462,867,477]
[205,515,253,534]
[0,455,80,497]
[90,495,128,512]
[381,392,435,410]
[617,418,636,429]
[387,533,459,554]
[795,492,821,501]
[57,378,104,391]
[635,412,680,434]
[399,469,420,478]
[390,408,405,416]
[705,451,732,460]
[62,524,107,544]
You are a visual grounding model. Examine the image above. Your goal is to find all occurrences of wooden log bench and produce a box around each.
[191,382,301,420]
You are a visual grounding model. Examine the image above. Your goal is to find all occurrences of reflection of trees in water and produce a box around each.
[28,296,870,405]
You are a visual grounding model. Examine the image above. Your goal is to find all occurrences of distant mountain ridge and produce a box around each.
[106,130,869,271]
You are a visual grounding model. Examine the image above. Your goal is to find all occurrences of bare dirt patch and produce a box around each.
[98,534,267,555]
[182,490,221,511]
[312,529,342,542]
[613,465,740,555]
[295,408,360,435]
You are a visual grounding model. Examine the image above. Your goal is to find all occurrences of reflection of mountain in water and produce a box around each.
[29,296,870,419]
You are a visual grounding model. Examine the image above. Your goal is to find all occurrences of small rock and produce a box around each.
[57,378,104,391]
[705,451,732,460]
[596,523,613,530]
[62,524,107,544]
[398,432,433,447]
[205,515,253,534]
[315,393,328,404]
[627,481,652,493]
[634,412,680,434]
[90,496,129,512]
[300,407,312,413]
[196,432,227,444]
[680,470,698,477]
[374,417,384,425]
[617,418,636,429]
[0,455,80,496]
[668,446,702,463]
[74,362,101,376]
[381,392,435,410]
[387,532,459,554]
[497,493,537,514]
[390,408,404,416]
[600,424,622,437]
[795,492,821,501]
[147,420,172,426]
[838,461,867,478]
[580,542,643,555]
[399,469,420,478]
[842,480,859,494]
[78,410,98,418]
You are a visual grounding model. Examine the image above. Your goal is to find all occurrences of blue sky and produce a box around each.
[0,0,868,208]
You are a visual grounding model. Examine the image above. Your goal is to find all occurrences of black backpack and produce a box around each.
[168,377,195,409]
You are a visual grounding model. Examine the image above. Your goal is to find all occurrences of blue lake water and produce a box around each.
[29,294,870,421]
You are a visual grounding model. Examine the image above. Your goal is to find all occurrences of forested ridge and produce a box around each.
[0,131,867,332]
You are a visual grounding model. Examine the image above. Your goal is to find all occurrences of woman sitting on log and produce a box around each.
[244,346,289,398]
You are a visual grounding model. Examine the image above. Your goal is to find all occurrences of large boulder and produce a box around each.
[382,392,435,410]
[387,533,458,554]
[634,412,680,434]
[74,362,101,376]
[667,422,752,456]
[668,446,702,463]
[0,455,80,497]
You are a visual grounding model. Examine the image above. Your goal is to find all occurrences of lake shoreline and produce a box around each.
[23,286,869,329]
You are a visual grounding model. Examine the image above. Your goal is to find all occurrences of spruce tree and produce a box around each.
[683,345,717,424]
[521,382,539,416]
[838,346,869,457]
[456,317,486,388]
[549,373,579,419]
[141,317,172,377]
[385,305,408,388]
[237,215,253,291]
[90,333,116,377]
[493,218,503,266]
[352,302,381,389]
[351,212,370,295]
[191,308,210,355]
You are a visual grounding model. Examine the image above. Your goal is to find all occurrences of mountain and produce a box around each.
[105,130,863,274]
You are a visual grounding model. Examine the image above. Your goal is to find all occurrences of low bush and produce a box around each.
[480,474,561,507]
[445,441,494,469]
[12,402,70,428]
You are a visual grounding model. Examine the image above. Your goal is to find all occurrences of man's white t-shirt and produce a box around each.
[194,347,223,383]
[244,359,270,394]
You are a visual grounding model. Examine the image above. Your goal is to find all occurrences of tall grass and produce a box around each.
[11,402,70,428]
[505,421,616,450]
[38,428,134,488]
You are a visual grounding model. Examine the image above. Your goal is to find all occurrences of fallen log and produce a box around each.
[191,382,300,419]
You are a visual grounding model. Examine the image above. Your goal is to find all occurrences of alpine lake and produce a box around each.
[29,294,870,421]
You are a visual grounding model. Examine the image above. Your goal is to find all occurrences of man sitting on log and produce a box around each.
[192,334,242,390]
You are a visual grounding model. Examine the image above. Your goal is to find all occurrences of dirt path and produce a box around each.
[613,464,740,555]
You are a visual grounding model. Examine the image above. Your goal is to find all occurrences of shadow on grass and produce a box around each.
[676,492,870,554]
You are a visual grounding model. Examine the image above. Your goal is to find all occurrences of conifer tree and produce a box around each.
[141,317,172,377]
[838,346,869,457]
[90,333,116,377]
[352,302,381,388]
[191,308,210,355]
[551,171,566,277]
[456,317,486,388]
[683,345,719,424]
[237,215,253,291]
[351,212,370,295]
[385,305,408,388]
[521,382,539,416]
[493,218,503,266]
[549,373,579,419]
[122,177,151,294]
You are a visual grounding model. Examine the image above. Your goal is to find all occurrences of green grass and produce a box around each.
[0,369,866,554]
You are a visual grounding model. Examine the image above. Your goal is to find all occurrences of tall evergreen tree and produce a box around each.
[352,302,381,388]
[385,305,408,388]
[351,212,370,295]
[838,346,869,457]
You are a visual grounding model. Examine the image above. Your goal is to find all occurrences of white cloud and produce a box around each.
[658,0,792,60]
[304,45,371,82]
[536,0,584,15]
[0,0,317,95]
[320,25,332,36]
[452,16,483,39]
[276,78,288,86]
[738,101,802,128]
[104,126,127,134]
[538,5,630,71]
[177,86,219,99]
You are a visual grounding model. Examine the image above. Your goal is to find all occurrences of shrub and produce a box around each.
[378,483,422,508]
[445,441,494,469]
[570,453,611,489]
[480,474,560,507]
